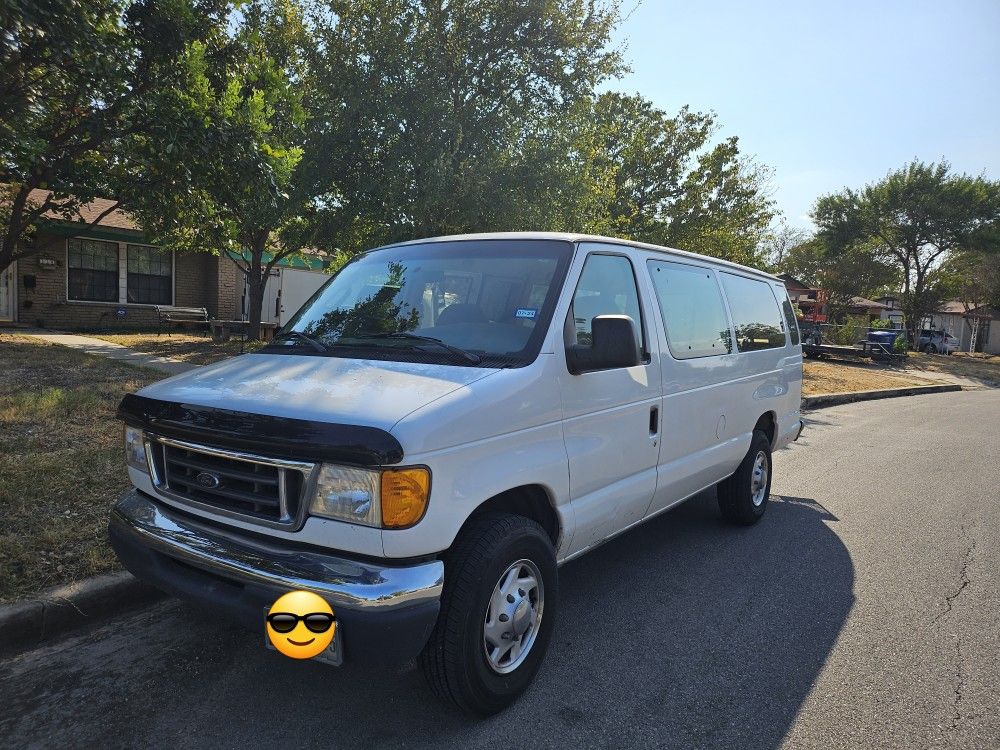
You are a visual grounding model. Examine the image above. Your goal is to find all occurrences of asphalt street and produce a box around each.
[1,390,997,749]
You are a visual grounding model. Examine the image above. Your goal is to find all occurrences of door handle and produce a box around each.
[649,406,659,436]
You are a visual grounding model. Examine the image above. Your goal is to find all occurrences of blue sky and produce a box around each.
[605,0,1000,228]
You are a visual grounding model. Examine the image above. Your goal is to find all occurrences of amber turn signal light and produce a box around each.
[380,468,430,528]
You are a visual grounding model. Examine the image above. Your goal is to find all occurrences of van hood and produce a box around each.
[135,353,500,433]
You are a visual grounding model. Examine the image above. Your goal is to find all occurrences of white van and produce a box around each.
[111,233,803,715]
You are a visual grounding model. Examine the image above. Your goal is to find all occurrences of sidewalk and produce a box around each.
[16,330,198,376]
[898,365,992,390]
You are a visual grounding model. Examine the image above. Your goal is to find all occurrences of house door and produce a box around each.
[0,262,15,322]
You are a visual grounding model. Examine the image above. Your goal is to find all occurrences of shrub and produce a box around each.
[831,316,865,345]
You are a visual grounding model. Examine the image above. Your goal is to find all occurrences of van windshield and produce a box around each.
[272,239,574,367]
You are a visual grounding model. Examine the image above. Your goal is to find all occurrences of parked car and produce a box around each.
[917,329,958,354]
[110,233,804,715]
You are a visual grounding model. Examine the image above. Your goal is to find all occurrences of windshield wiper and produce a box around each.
[268,330,330,353]
[352,332,482,364]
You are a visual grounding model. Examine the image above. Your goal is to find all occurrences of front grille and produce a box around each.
[147,437,313,525]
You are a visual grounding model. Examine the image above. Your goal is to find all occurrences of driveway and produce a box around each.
[1,390,997,749]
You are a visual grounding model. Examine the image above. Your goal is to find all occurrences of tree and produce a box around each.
[762,220,811,271]
[0,0,229,273]
[943,249,1000,311]
[936,249,1000,350]
[812,160,1000,341]
[780,236,899,322]
[578,93,775,266]
[129,0,320,340]
[308,0,624,254]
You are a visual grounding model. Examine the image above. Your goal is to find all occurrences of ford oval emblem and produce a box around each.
[195,471,221,489]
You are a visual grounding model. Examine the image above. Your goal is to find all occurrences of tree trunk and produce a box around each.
[0,186,30,274]
[246,271,265,341]
[244,247,266,341]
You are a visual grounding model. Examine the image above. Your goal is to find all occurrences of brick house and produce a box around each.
[1,190,330,330]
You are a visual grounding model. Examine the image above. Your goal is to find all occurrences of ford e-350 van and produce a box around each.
[111,233,803,715]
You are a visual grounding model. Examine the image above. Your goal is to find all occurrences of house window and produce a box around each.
[67,239,119,302]
[127,245,172,304]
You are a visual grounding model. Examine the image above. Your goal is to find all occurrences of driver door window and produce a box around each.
[566,253,645,356]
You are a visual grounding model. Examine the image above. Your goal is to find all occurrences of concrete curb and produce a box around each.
[802,383,962,410]
[0,571,164,657]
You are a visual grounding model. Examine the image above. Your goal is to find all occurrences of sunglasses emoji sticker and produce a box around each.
[266,590,336,660]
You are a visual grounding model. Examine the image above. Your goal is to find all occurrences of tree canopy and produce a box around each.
[577,93,774,266]
[3,0,782,338]
[307,0,626,251]
[779,236,899,322]
[127,0,318,337]
[0,0,229,272]
[812,160,1000,337]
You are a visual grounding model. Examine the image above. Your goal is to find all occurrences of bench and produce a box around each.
[209,319,278,342]
[156,305,209,334]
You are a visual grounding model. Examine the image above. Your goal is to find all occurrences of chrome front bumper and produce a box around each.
[110,489,443,612]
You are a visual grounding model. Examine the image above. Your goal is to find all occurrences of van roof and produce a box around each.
[378,231,780,282]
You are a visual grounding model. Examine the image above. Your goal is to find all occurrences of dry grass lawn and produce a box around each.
[906,351,1000,387]
[92,332,262,365]
[802,359,938,396]
[0,333,161,601]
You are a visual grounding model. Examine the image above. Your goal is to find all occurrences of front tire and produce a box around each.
[717,429,773,525]
[419,513,558,715]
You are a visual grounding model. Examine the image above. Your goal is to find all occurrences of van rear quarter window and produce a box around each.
[646,260,732,359]
[720,273,786,352]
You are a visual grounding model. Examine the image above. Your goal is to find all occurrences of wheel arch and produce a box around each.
[455,484,562,551]
[754,410,777,448]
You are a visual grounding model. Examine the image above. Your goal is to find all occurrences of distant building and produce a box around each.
[874,296,905,329]
[1,189,331,330]
[779,274,826,322]
[922,301,1000,354]
[779,274,887,324]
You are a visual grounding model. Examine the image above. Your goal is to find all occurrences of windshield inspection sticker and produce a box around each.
[514,308,538,319]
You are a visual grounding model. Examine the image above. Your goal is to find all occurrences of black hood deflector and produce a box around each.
[117,394,404,466]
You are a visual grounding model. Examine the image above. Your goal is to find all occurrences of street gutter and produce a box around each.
[0,572,163,658]
[802,382,963,410]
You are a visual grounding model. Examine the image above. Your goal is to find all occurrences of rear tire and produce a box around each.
[718,429,772,525]
[419,512,558,716]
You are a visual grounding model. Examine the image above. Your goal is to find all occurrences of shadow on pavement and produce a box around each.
[0,490,853,749]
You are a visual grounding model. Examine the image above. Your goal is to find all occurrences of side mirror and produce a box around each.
[567,314,642,374]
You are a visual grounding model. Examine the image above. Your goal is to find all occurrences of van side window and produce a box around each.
[566,254,644,354]
[779,289,801,346]
[646,260,732,358]
[719,273,787,351]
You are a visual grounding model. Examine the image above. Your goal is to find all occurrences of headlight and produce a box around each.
[310,465,430,528]
[311,465,381,526]
[124,426,148,473]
